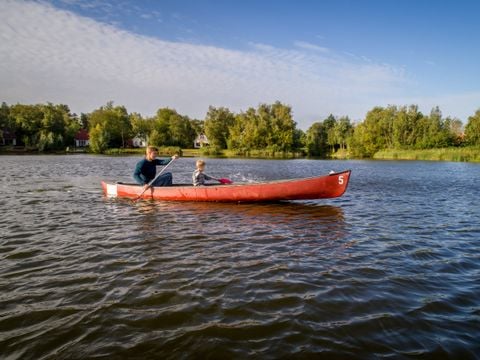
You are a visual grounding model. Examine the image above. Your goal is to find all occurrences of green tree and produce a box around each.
[0,102,12,142]
[150,108,173,146]
[464,109,480,145]
[147,108,196,148]
[204,106,235,149]
[355,107,391,155]
[349,122,369,157]
[269,101,296,153]
[37,103,75,150]
[88,102,132,148]
[130,112,151,144]
[334,116,353,150]
[305,122,328,156]
[226,102,297,155]
[393,105,423,148]
[9,104,44,146]
[323,114,337,152]
[293,128,305,153]
[169,114,196,148]
[227,112,247,151]
[80,113,89,129]
[445,117,463,146]
[89,123,110,153]
[189,119,204,137]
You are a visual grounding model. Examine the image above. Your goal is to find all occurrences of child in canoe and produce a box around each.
[192,159,232,186]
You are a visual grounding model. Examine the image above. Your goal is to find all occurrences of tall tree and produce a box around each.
[464,109,480,145]
[445,117,463,146]
[204,106,235,149]
[89,123,110,153]
[9,104,43,146]
[393,105,423,148]
[323,114,337,152]
[0,102,12,142]
[88,102,132,149]
[130,112,151,144]
[269,101,296,152]
[150,108,174,146]
[305,122,327,156]
[334,116,353,150]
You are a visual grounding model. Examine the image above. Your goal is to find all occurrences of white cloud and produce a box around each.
[2,0,474,129]
[294,41,329,53]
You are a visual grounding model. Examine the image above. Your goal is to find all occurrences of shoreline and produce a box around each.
[2,146,479,162]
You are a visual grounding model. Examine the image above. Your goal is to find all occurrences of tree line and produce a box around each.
[1,100,479,157]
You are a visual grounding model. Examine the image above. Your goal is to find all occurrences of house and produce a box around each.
[0,129,16,146]
[132,136,147,148]
[194,133,209,148]
[74,129,89,147]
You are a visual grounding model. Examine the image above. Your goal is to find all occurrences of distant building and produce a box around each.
[0,129,16,146]
[194,133,209,148]
[74,129,89,147]
[132,136,147,148]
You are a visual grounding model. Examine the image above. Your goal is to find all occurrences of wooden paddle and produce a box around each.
[132,157,177,202]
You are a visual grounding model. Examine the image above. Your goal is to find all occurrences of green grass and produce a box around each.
[373,147,480,162]
[4,145,479,162]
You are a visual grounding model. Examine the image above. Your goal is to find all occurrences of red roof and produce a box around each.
[75,129,89,140]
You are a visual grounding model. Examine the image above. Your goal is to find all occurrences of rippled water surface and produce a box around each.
[1,155,479,359]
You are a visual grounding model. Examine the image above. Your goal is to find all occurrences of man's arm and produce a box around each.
[155,158,171,166]
[133,160,147,185]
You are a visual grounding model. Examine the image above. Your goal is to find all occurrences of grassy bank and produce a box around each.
[373,147,480,162]
[4,145,479,162]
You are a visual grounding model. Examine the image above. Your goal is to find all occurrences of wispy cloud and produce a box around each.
[294,41,330,53]
[0,0,454,128]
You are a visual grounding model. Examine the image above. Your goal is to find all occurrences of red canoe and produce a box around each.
[101,170,351,202]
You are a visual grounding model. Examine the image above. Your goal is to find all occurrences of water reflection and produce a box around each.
[104,200,353,268]
[132,200,344,221]
[121,200,345,235]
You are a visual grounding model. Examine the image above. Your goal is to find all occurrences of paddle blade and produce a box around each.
[219,178,233,184]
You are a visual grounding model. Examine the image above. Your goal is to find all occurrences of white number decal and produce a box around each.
[338,176,344,185]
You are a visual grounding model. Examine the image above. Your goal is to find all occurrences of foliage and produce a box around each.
[227,101,297,155]
[464,109,480,145]
[88,101,131,150]
[0,102,12,140]
[305,122,327,156]
[204,106,235,149]
[305,114,353,157]
[3,102,79,150]
[335,116,353,150]
[130,112,151,141]
[349,105,465,157]
[89,124,110,153]
[2,100,477,162]
[150,108,196,148]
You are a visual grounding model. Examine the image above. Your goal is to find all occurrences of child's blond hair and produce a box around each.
[196,159,206,169]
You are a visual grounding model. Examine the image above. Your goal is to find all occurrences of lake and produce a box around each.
[1,155,479,359]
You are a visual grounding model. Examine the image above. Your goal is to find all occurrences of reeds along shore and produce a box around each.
[2,145,479,163]
[373,147,480,162]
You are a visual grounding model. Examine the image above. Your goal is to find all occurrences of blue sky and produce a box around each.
[1,0,479,129]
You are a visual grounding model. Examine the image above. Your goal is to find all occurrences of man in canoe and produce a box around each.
[133,146,178,189]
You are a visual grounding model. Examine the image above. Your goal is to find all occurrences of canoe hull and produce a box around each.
[102,170,351,202]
